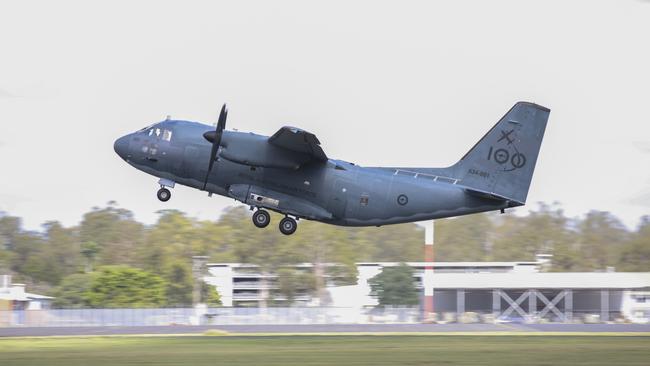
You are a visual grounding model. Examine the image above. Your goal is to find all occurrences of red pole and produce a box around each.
[423,221,434,321]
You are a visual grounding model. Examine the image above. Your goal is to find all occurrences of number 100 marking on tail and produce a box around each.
[487,146,526,169]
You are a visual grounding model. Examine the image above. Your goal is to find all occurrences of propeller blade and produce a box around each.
[202,104,227,190]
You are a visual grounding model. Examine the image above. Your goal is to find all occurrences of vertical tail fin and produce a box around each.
[454,101,550,204]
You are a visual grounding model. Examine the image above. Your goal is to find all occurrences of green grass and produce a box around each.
[0,335,649,366]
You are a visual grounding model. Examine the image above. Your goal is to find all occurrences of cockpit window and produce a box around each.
[162,129,173,142]
[138,123,156,133]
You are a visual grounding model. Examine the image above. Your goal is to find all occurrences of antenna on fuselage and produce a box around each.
[165,115,171,121]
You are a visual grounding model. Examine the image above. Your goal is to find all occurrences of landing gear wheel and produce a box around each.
[279,217,297,235]
[157,188,171,202]
[252,209,271,228]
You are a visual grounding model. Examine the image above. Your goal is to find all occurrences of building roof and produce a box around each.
[431,272,650,290]
[207,261,539,268]
[0,281,54,302]
[0,292,54,301]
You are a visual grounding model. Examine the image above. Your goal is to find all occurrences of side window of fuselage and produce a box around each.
[360,194,369,206]
[162,129,173,142]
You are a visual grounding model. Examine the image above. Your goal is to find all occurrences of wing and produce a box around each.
[268,126,328,162]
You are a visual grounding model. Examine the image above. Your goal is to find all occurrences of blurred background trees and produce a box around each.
[369,263,419,307]
[0,201,648,308]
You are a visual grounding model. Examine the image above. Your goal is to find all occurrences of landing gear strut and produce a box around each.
[157,187,171,202]
[279,216,298,235]
[252,209,271,228]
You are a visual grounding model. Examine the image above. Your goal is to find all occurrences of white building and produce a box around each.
[0,275,53,311]
[204,261,650,323]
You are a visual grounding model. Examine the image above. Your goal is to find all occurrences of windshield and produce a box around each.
[137,123,157,133]
[136,123,173,142]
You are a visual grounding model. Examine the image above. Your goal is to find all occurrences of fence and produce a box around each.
[0,307,420,327]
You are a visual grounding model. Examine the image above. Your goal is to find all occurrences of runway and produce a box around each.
[2,323,650,337]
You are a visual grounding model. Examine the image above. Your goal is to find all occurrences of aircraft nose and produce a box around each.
[113,135,131,160]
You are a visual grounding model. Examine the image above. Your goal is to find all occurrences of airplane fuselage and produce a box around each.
[115,120,510,227]
[114,101,549,234]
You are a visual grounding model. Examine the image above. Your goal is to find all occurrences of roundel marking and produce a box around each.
[397,194,408,206]
[494,149,510,164]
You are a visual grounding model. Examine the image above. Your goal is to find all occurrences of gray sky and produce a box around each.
[1,0,649,230]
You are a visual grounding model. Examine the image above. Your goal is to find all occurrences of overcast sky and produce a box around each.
[1,0,649,231]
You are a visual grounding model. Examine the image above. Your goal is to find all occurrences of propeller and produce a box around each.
[202,104,228,190]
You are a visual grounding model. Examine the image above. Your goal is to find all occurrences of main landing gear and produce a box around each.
[251,208,298,235]
[252,209,271,228]
[279,216,297,235]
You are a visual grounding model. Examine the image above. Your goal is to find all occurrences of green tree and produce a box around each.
[85,265,167,308]
[435,213,494,261]
[618,217,650,271]
[164,260,193,306]
[11,232,48,283]
[41,221,82,284]
[369,263,419,307]
[274,267,316,305]
[0,214,21,251]
[51,273,93,308]
[200,282,222,306]
[80,241,99,273]
[578,210,629,271]
[490,203,575,264]
[139,210,200,274]
[352,224,424,262]
[79,203,144,266]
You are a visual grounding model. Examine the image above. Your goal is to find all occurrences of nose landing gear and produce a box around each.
[156,178,175,202]
[157,187,171,202]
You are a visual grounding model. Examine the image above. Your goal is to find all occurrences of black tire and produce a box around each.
[157,188,171,202]
[252,209,271,228]
[279,217,297,235]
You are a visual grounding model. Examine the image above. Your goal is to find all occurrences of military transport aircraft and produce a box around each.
[114,102,550,235]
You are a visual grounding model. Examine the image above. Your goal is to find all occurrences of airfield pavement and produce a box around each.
[1,323,650,337]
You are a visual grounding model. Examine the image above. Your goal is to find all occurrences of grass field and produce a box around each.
[1,335,649,366]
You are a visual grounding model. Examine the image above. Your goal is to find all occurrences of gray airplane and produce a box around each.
[114,102,550,235]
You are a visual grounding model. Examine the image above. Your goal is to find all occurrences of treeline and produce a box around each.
[0,202,648,307]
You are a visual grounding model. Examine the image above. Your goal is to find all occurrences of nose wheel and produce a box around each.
[279,217,297,235]
[252,209,271,228]
[157,187,171,202]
